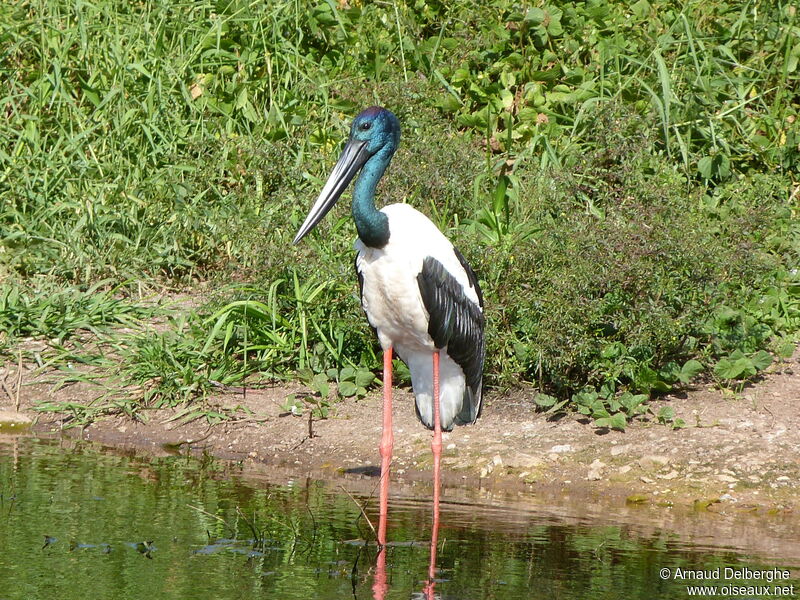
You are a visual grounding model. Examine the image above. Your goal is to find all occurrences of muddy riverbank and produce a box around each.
[2,349,798,518]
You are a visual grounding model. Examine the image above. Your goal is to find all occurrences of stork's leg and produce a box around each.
[377,346,394,549]
[373,544,388,600]
[427,349,442,589]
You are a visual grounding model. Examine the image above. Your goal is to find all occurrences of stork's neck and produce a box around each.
[352,150,391,248]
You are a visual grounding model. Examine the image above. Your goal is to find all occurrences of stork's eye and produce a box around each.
[360,122,371,131]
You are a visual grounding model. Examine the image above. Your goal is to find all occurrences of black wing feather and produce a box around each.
[417,248,485,426]
[454,247,484,308]
[355,255,365,302]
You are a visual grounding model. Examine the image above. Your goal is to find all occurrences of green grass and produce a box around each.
[1,0,798,427]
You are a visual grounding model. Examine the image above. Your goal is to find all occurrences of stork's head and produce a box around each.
[293,107,400,244]
[348,106,400,157]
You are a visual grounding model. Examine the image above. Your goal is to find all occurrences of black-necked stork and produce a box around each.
[293,106,485,561]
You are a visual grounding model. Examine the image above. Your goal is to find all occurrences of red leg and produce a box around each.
[426,350,442,593]
[377,346,393,549]
[373,348,393,599]
[372,546,388,600]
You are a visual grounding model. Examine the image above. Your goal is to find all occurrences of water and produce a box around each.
[0,436,797,599]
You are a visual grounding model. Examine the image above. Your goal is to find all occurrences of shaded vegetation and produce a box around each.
[1,0,799,427]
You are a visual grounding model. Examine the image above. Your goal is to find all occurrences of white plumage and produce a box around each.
[355,204,483,429]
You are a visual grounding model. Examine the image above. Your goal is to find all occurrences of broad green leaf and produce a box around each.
[678,359,703,383]
[776,340,796,359]
[620,392,648,413]
[524,7,545,25]
[338,381,357,397]
[635,366,670,392]
[544,7,564,36]
[529,69,560,82]
[297,368,314,384]
[733,357,757,378]
[631,0,651,19]
[610,413,628,430]
[750,350,772,371]
[534,393,557,408]
[657,406,675,421]
[354,369,375,387]
[595,413,627,431]
[659,361,680,383]
[312,373,330,397]
[714,356,754,380]
[698,156,714,179]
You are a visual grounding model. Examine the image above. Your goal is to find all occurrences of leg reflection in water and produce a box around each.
[370,487,441,600]
[421,506,440,600]
[372,516,439,600]
[371,547,389,600]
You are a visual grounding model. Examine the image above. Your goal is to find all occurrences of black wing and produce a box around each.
[355,254,365,303]
[416,248,485,426]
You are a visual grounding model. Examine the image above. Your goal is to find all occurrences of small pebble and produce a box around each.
[550,444,573,453]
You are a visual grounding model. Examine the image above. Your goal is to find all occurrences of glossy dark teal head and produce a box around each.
[293,107,400,246]
[348,106,400,157]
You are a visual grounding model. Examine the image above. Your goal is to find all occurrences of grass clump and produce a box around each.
[0,279,154,346]
[1,0,798,427]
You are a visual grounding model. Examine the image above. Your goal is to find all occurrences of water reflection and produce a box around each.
[372,474,440,600]
[423,513,440,600]
[370,517,439,600]
[0,435,798,600]
[372,543,389,600]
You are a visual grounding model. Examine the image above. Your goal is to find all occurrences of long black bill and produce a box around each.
[293,138,371,244]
